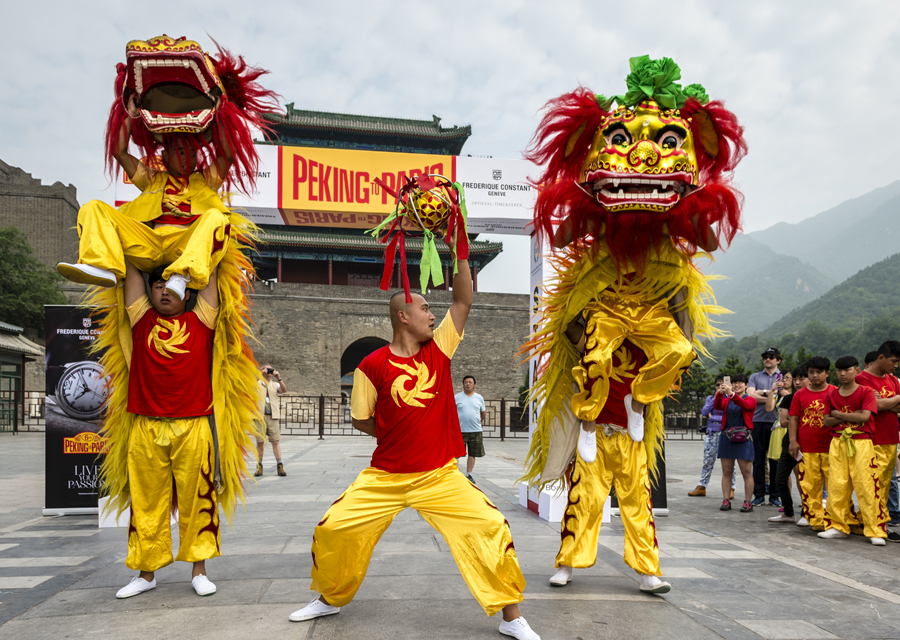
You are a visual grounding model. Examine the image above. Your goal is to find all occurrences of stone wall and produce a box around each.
[0,158,79,268]
[250,282,530,399]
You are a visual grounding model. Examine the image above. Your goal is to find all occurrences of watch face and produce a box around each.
[55,361,110,421]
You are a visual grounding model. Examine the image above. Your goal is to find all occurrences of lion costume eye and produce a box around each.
[604,125,632,147]
[657,125,687,150]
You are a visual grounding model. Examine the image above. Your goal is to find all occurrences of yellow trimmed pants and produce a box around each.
[310,460,525,616]
[796,452,830,529]
[875,444,897,515]
[76,200,230,288]
[572,296,695,421]
[557,428,660,576]
[126,416,221,572]
[826,437,884,538]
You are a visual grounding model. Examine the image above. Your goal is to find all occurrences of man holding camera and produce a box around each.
[256,365,287,476]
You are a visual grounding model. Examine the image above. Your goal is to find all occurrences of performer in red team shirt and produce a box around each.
[855,340,900,538]
[549,340,670,594]
[819,355,884,544]
[290,260,540,640]
[787,357,835,531]
[114,259,221,598]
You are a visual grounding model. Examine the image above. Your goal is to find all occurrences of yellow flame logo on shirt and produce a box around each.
[390,360,437,408]
[804,400,825,428]
[148,317,190,359]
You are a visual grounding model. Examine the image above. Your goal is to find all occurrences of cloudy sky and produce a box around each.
[2,1,898,294]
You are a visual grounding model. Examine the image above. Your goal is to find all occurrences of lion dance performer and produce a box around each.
[521,55,746,593]
[74,35,278,599]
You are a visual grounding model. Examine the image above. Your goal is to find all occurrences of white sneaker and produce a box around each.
[639,573,671,594]
[624,394,644,442]
[57,262,117,287]
[115,576,156,599]
[817,528,848,539]
[191,574,216,596]
[499,616,541,640]
[549,565,572,586]
[870,537,887,546]
[165,273,191,301]
[577,425,597,463]
[796,517,810,527]
[768,515,796,523]
[289,597,341,622]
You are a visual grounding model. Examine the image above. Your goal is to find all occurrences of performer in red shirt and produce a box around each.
[819,355,883,544]
[291,260,540,640]
[549,341,672,595]
[856,341,900,534]
[116,259,221,598]
[787,357,835,531]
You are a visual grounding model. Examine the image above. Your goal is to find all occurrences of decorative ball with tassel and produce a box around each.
[403,182,455,235]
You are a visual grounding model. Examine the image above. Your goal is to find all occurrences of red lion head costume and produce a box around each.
[526,56,747,271]
[103,35,280,195]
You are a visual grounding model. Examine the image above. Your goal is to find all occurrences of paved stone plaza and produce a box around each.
[0,433,898,639]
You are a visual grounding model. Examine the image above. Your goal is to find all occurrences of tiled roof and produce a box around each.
[0,332,43,357]
[258,229,501,255]
[0,321,23,333]
[265,104,472,141]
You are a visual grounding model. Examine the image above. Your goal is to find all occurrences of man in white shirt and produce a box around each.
[455,375,486,482]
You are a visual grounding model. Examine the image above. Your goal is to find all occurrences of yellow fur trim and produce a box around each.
[519,243,726,490]
[91,211,265,524]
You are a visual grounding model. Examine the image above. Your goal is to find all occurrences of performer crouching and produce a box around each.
[291,260,540,640]
[115,259,221,598]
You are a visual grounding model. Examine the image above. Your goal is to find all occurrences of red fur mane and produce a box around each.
[526,89,746,269]
[103,40,281,195]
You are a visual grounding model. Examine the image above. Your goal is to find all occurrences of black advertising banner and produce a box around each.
[44,305,110,514]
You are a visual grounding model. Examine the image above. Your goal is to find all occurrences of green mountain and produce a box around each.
[749,180,900,283]
[702,235,834,339]
[703,252,900,372]
[765,251,900,338]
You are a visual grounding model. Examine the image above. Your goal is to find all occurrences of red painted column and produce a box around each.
[472,264,478,292]
[277,255,282,282]
[328,258,333,285]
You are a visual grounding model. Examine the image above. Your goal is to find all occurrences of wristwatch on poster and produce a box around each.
[55,360,110,421]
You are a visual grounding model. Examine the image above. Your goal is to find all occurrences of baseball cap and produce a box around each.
[761,347,781,359]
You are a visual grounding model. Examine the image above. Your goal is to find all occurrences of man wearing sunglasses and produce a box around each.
[747,348,783,507]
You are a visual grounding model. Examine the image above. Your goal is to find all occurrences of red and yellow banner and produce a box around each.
[63,432,110,455]
[278,147,455,229]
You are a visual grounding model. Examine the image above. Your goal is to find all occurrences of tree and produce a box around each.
[719,351,749,378]
[0,227,67,333]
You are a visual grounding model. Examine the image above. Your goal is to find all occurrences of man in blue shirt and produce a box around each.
[455,375,486,483]
[746,347,783,506]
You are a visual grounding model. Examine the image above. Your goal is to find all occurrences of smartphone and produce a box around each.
[723,375,731,386]
[794,449,804,462]
[774,372,782,383]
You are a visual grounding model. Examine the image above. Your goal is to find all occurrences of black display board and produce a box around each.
[44,305,109,515]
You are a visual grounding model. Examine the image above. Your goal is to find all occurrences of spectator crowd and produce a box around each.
[689,340,900,545]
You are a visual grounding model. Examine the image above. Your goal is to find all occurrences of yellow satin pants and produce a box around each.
[557,429,660,576]
[572,295,695,421]
[875,444,897,514]
[796,452,830,529]
[826,437,884,538]
[126,416,221,572]
[76,200,230,288]
[310,460,525,616]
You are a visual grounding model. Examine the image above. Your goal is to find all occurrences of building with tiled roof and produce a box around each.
[263,104,472,155]
[254,105,500,291]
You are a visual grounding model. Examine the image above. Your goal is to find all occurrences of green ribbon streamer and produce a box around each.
[419,230,444,291]
[838,426,864,457]
[451,182,469,277]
